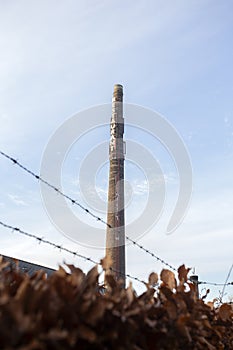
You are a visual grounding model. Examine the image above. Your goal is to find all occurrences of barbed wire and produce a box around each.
[1,151,232,287]
[0,220,145,285]
[1,219,232,288]
[0,150,177,272]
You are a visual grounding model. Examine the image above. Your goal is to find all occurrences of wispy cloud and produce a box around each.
[131,178,148,196]
[8,194,28,207]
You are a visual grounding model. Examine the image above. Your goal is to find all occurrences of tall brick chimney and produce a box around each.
[105,84,126,287]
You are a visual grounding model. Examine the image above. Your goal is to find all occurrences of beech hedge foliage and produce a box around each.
[0,257,232,349]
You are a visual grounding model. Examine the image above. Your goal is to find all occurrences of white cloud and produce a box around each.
[8,194,28,207]
[131,178,148,196]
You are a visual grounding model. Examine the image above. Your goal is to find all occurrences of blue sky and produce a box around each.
[0,0,233,300]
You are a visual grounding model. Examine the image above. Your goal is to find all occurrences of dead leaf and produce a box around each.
[178,264,190,283]
[148,272,158,287]
[160,269,176,290]
[218,303,232,321]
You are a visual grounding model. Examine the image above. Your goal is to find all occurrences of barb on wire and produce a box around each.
[0,220,146,285]
[0,150,177,272]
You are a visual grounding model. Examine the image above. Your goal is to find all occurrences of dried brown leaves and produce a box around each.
[0,258,232,349]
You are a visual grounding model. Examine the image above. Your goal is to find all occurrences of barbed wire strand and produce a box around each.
[198,281,233,287]
[0,220,232,287]
[0,150,177,272]
[0,151,233,286]
[0,220,145,285]
[2,151,232,287]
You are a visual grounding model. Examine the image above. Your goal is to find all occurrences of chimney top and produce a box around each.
[114,84,123,90]
[113,84,123,100]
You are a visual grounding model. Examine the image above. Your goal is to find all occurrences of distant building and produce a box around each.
[2,255,55,276]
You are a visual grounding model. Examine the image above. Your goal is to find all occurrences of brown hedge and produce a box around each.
[0,257,232,349]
